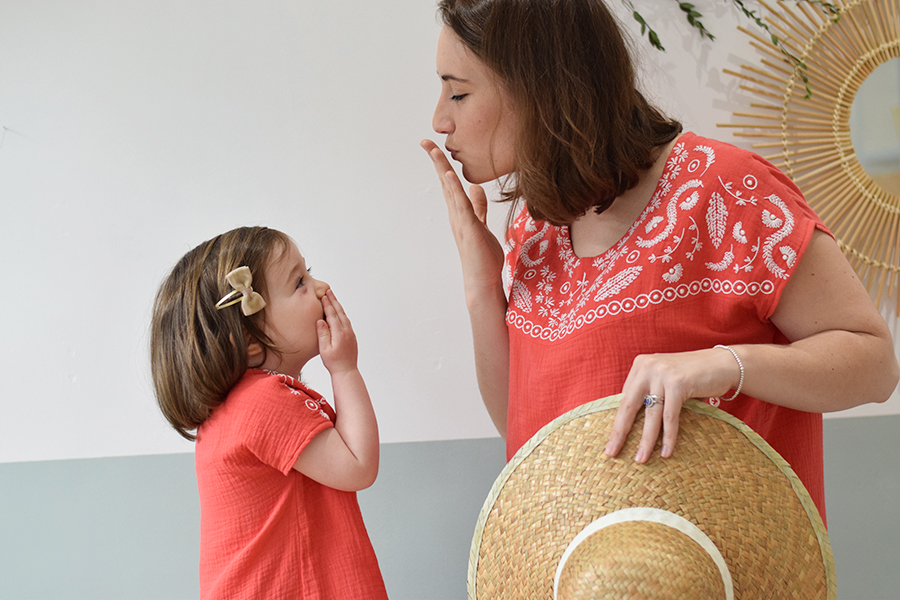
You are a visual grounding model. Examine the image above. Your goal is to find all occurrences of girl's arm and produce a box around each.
[605,229,899,462]
[293,291,380,491]
[422,140,510,438]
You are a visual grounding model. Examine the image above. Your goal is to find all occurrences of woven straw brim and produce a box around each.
[468,396,835,599]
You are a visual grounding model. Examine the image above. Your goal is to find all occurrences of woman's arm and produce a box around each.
[605,229,899,462]
[422,139,510,437]
[293,291,380,491]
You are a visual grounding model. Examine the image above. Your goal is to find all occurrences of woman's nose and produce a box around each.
[432,99,452,134]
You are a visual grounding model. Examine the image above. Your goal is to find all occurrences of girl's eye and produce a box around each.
[450,93,467,102]
[296,267,312,289]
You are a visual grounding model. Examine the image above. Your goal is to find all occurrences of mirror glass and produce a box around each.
[850,57,900,197]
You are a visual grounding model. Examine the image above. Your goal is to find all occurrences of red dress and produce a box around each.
[504,132,828,519]
[195,369,388,599]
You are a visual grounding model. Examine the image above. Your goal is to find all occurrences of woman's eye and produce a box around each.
[450,93,467,101]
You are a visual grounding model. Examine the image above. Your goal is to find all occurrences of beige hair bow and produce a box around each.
[215,266,266,316]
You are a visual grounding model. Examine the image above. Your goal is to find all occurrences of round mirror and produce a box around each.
[851,57,900,197]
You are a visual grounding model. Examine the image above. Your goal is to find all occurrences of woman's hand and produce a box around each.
[421,139,505,300]
[605,230,899,464]
[604,347,741,463]
[421,139,512,437]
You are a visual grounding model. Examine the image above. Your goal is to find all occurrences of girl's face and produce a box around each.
[432,26,517,184]
[255,240,330,377]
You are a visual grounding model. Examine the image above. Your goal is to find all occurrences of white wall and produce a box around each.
[1,0,896,464]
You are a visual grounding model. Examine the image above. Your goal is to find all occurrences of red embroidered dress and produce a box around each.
[195,369,388,600]
[504,133,828,518]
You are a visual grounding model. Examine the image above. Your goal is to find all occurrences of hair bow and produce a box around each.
[215,266,266,316]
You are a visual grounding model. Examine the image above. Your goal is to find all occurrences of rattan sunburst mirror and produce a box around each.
[720,0,900,312]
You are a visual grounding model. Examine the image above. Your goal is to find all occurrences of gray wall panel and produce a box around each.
[0,417,897,599]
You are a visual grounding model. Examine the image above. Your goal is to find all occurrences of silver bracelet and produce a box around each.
[714,345,744,401]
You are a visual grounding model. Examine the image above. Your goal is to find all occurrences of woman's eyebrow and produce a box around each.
[440,73,469,83]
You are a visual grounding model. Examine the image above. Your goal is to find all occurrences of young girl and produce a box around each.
[150,226,388,600]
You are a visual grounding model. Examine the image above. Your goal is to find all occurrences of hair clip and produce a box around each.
[215,266,266,316]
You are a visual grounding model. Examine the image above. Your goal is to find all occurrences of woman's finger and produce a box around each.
[604,395,640,457]
[634,392,664,463]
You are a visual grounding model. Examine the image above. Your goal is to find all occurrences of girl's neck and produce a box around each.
[569,135,681,259]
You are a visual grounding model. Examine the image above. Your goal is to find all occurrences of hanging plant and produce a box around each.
[623,0,841,96]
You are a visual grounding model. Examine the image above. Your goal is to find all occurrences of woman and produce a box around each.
[421,0,898,520]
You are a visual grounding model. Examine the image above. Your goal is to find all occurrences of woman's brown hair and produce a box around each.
[437,0,682,226]
[150,226,291,440]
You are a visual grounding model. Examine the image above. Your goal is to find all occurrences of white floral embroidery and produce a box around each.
[734,239,759,273]
[504,136,803,341]
[680,190,700,210]
[719,175,759,206]
[705,247,735,272]
[761,209,783,229]
[693,145,716,176]
[646,216,664,233]
[706,192,727,249]
[663,264,684,283]
[519,221,550,267]
[511,279,533,312]
[780,246,797,267]
[761,194,795,279]
[636,180,703,248]
[685,217,702,261]
[593,267,642,301]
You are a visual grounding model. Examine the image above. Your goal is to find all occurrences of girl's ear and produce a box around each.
[246,336,265,367]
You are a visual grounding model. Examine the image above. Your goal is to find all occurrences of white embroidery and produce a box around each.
[693,145,716,176]
[646,216,664,233]
[761,209,783,229]
[663,264,684,283]
[504,137,803,341]
[508,278,777,341]
[593,267,642,302]
[685,217,702,261]
[511,279,533,313]
[706,192,727,249]
[734,239,759,274]
[780,246,797,267]
[636,180,703,248]
[705,246,735,272]
[761,194,795,279]
[680,190,700,210]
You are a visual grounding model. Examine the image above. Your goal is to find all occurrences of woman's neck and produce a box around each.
[569,135,681,259]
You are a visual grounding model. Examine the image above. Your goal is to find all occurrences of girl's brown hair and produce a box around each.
[438,0,682,226]
[150,226,291,440]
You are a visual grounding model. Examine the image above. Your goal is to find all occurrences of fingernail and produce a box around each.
[604,443,615,456]
[635,448,647,463]
[661,445,670,458]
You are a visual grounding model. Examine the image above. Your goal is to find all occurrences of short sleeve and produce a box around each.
[231,372,335,475]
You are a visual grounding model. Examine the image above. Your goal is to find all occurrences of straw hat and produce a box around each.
[467,396,835,599]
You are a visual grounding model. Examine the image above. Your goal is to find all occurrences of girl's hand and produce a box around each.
[421,139,505,299]
[317,290,358,376]
[604,347,741,463]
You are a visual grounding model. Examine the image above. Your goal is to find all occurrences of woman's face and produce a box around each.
[432,26,517,184]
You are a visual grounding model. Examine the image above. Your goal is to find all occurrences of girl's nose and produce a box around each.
[314,278,331,300]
